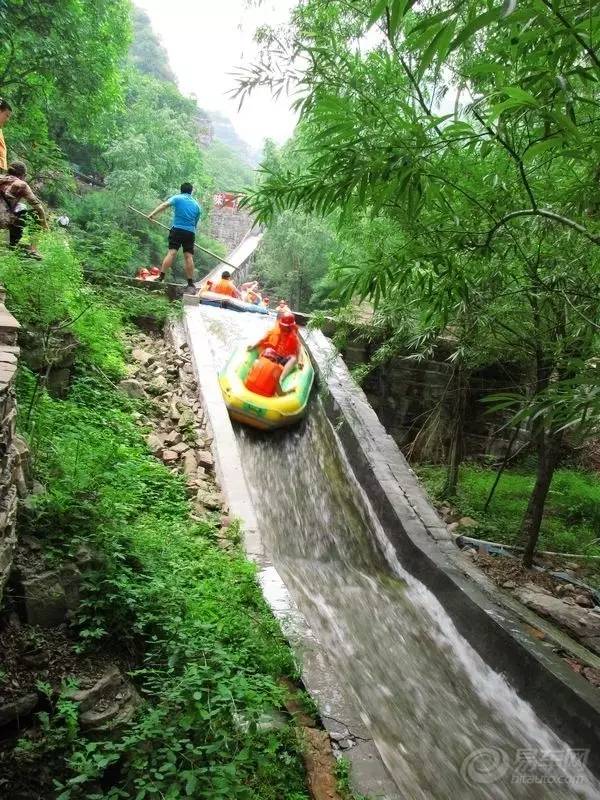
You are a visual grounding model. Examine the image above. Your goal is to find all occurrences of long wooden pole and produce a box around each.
[127,205,239,270]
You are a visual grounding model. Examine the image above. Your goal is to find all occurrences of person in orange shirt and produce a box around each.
[0,99,11,173]
[212,270,241,298]
[248,312,302,390]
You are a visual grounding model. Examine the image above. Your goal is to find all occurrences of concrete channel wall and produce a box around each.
[304,328,600,780]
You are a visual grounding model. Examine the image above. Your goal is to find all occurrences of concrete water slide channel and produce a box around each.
[179,240,600,799]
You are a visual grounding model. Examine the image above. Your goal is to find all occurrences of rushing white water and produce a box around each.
[198,305,600,800]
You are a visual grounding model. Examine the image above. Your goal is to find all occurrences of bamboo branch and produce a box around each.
[484,208,600,248]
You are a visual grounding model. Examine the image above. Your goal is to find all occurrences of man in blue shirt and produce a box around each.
[147,182,202,293]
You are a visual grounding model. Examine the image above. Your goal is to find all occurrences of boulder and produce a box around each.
[59,564,82,612]
[170,441,189,454]
[458,516,478,528]
[118,379,146,400]
[146,432,163,456]
[161,450,179,464]
[0,693,38,727]
[131,348,153,366]
[178,408,196,429]
[515,584,600,654]
[168,397,181,421]
[70,666,141,732]
[183,450,198,478]
[164,429,182,446]
[149,375,168,395]
[22,570,67,627]
[196,450,214,469]
[575,594,594,608]
[195,489,222,511]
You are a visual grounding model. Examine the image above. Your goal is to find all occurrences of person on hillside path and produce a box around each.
[0,161,48,257]
[147,182,202,294]
[0,99,12,173]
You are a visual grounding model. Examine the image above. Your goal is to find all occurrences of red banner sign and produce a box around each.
[213,192,239,210]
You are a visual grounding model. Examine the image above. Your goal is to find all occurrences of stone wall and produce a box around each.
[0,288,29,603]
[336,339,527,460]
[209,206,254,251]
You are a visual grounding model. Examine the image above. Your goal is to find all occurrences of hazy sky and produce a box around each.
[136,0,298,150]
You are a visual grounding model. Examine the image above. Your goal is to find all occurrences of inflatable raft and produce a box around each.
[218,343,314,430]
[198,290,268,315]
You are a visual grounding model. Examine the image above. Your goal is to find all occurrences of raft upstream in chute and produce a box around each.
[218,343,314,431]
[198,290,268,314]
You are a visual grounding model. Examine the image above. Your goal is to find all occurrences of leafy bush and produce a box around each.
[418,464,600,557]
[16,371,308,799]
[0,233,127,377]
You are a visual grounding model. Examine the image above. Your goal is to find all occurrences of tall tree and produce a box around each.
[239,0,600,566]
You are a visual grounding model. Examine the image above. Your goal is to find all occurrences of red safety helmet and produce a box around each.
[149,266,160,276]
[279,312,296,330]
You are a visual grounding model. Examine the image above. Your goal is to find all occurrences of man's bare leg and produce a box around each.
[183,252,195,281]
[159,248,177,280]
[182,252,197,294]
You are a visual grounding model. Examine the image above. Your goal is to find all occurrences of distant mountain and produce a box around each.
[129,9,177,84]
[207,111,261,167]
[131,8,259,167]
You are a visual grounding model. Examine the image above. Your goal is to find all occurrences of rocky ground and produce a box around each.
[437,505,600,690]
[119,330,231,539]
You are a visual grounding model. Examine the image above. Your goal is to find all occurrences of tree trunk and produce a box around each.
[482,423,522,513]
[521,431,562,568]
[441,363,468,498]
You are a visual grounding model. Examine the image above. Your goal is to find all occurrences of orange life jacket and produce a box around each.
[213,278,237,297]
[245,356,283,397]
[257,324,299,359]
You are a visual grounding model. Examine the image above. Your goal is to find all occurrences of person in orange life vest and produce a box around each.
[212,270,241,298]
[262,296,270,309]
[276,299,291,318]
[248,312,301,390]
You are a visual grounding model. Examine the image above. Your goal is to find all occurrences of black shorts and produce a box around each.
[168,227,195,254]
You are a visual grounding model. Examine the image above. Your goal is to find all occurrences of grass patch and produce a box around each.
[418,464,600,557]
[10,362,308,796]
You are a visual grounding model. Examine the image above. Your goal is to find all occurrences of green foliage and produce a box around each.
[254,209,336,310]
[129,8,177,84]
[0,233,126,376]
[0,0,131,170]
[95,284,173,328]
[204,140,256,192]
[239,0,600,561]
[418,464,600,557]
[0,0,239,284]
[15,364,308,798]
[334,757,370,800]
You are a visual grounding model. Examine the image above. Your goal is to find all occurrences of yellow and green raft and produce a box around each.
[218,343,314,431]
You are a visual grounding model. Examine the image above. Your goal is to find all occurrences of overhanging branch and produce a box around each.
[484,209,600,248]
